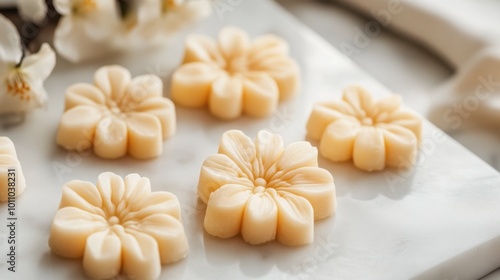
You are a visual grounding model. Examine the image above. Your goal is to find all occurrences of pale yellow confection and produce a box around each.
[307,86,422,172]
[198,130,336,246]
[0,137,26,201]
[56,65,176,159]
[171,26,300,119]
[49,172,188,280]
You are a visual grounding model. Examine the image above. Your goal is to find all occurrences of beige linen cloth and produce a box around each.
[337,0,500,160]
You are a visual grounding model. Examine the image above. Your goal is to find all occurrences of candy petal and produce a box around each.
[0,137,17,157]
[274,167,336,220]
[242,72,279,117]
[133,213,189,264]
[241,192,278,245]
[126,113,163,159]
[83,230,122,280]
[59,180,103,215]
[209,74,243,120]
[64,83,106,111]
[56,105,101,152]
[254,130,284,180]
[306,101,357,140]
[276,141,318,173]
[198,154,253,203]
[372,95,402,118]
[171,62,220,108]
[96,172,125,216]
[49,207,107,258]
[250,56,299,100]
[343,86,374,116]
[353,127,386,172]
[94,117,128,159]
[247,34,289,66]
[204,184,252,238]
[217,26,249,61]
[380,124,418,168]
[123,174,151,202]
[218,130,257,179]
[388,109,423,141]
[123,74,163,109]
[0,138,25,201]
[135,97,176,139]
[319,119,360,162]
[94,65,131,103]
[121,230,162,280]
[271,190,314,246]
[129,191,182,221]
[183,34,224,66]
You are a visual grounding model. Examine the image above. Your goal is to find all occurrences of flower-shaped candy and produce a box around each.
[56,65,176,159]
[198,130,336,246]
[307,86,423,172]
[49,172,188,280]
[171,27,300,119]
[0,137,26,201]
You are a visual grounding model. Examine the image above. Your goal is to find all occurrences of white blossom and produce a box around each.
[0,14,56,115]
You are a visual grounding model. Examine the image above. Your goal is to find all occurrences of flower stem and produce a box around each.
[116,0,133,19]
[1,0,60,59]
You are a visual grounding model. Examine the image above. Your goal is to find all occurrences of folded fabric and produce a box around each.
[337,0,500,132]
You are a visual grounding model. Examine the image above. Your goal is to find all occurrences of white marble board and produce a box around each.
[1,1,500,279]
